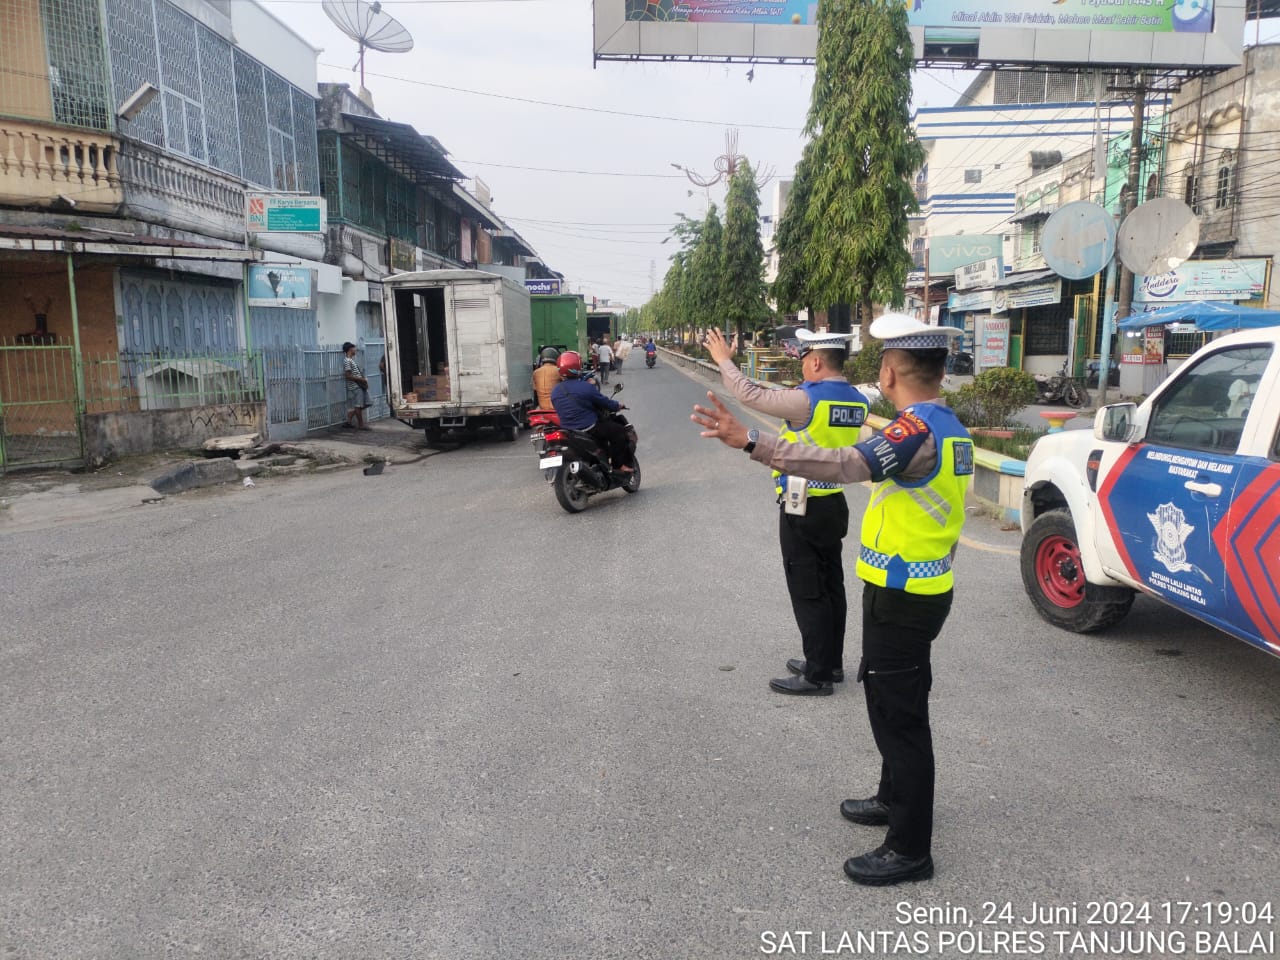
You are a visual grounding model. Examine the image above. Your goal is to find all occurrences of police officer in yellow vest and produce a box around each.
[693,314,973,887]
[704,327,869,696]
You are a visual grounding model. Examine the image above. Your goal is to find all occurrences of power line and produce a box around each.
[457,159,685,179]
[316,63,805,131]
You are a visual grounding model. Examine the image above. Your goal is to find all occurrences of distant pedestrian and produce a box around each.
[597,339,613,386]
[343,342,371,430]
[614,337,632,374]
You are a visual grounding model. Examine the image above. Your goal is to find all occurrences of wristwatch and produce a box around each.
[743,428,759,454]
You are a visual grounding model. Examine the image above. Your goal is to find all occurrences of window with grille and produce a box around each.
[1184,169,1201,214]
[104,0,318,192]
[964,168,982,184]
[42,0,111,129]
[1216,163,1234,209]
[1146,172,1160,201]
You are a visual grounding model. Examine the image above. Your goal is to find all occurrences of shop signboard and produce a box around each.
[978,314,1011,369]
[526,279,563,295]
[248,265,312,309]
[948,289,994,312]
[1135,258,1268,303]
[999,280,1062,311]
[390,239,417,273]
[245,195,325,233]
[955,257,1001,292]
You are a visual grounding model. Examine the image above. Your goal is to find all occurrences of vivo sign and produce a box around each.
[929,235,1004,276]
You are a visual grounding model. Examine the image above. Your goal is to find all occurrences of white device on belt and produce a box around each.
[784,475,809,516]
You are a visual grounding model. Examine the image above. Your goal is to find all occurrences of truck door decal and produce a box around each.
[1213,464,1280,653]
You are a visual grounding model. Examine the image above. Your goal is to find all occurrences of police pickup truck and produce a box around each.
[1020,327,1280,658]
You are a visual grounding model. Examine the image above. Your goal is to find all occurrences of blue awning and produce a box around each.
[1118,300,1280,331]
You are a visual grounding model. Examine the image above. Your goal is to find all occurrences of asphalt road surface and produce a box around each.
[3,358,1278,959]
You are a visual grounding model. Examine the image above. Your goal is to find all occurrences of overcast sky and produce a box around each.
[261,0,1280,308]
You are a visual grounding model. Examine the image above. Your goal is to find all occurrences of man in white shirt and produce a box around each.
[596,339,613,386]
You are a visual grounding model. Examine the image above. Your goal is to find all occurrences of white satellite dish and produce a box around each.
[1116,198,1200,277]
[323,0,414,87]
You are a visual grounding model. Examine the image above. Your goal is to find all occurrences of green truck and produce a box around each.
[530,294,588,361]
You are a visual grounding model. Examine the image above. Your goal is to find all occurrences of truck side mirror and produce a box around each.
[1094,403,1137,443]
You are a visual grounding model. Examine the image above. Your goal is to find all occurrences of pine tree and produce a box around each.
[772,143,817,325]
[719,161,769,349]
[688,204,723,337]
[803,0,923,339]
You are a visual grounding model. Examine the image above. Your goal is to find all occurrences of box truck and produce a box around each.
[383,270,534,444]
[530,294,587,360]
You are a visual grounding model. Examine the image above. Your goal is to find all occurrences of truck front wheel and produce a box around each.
[1020,508,1134,633]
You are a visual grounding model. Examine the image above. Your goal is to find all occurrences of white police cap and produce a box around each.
[870,312,963,351]
[795,328,856,351]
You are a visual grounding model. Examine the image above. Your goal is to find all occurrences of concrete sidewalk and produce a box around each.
[0,418,445,533]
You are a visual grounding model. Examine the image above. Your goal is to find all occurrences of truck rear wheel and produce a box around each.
[1020,508,1134,633]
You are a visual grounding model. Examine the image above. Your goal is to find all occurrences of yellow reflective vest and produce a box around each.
[856,403,974,595]
[774,380,869,498]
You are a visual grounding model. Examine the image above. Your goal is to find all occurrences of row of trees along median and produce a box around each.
[644,0,923,347]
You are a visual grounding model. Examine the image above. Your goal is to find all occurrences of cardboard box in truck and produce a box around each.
[383,270,533,443]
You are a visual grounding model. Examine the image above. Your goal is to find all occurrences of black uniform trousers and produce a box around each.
[859,582,953,859]
[778,491,849,683]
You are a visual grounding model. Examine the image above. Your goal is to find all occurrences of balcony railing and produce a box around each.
[117,139,246,242]
[0,119,121,213]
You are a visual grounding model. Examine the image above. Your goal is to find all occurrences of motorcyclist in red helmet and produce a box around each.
[550,351,634,472]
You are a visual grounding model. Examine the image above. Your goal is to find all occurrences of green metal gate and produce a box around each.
[0,338,84,475]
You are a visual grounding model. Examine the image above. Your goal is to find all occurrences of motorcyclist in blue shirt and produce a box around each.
[550,351,634,472]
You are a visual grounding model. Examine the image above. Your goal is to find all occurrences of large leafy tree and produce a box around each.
[719,160,769,348]
[803,0,923,339]
[688,204,723,336]
[772,143,817,325]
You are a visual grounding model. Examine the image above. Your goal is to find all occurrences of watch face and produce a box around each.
[747,429,759,444]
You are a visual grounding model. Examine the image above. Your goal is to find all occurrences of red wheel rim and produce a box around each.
[1035,535,1085,608]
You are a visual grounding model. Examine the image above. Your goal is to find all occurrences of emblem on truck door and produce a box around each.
[1147,502,1194,574]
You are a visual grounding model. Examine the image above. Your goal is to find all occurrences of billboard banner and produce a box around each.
[248,266,312,309]
[1135,258,1269,303]
[624,0,1214,32]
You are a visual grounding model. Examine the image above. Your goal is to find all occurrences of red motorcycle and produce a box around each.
[528,408,560,459]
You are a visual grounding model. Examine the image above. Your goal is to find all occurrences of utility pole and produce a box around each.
[1113,80,1147,346]
[1103,75,1147,405]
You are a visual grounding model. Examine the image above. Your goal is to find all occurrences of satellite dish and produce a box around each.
[1116,198,1200,277]
[323,0,414,87]
[1040,201,1117,281]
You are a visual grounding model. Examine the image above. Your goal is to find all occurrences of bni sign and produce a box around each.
[525,279,562,295]
[246,195,326,233]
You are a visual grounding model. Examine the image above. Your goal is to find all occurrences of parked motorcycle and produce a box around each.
[539,385,640,513]
[948,351,974,375]
[1034,361,1090,408]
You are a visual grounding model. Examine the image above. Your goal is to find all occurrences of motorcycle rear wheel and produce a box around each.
[622,460,641,493]
[554,464,590,513]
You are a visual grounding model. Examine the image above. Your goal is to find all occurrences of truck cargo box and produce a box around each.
[383,270,534,442]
